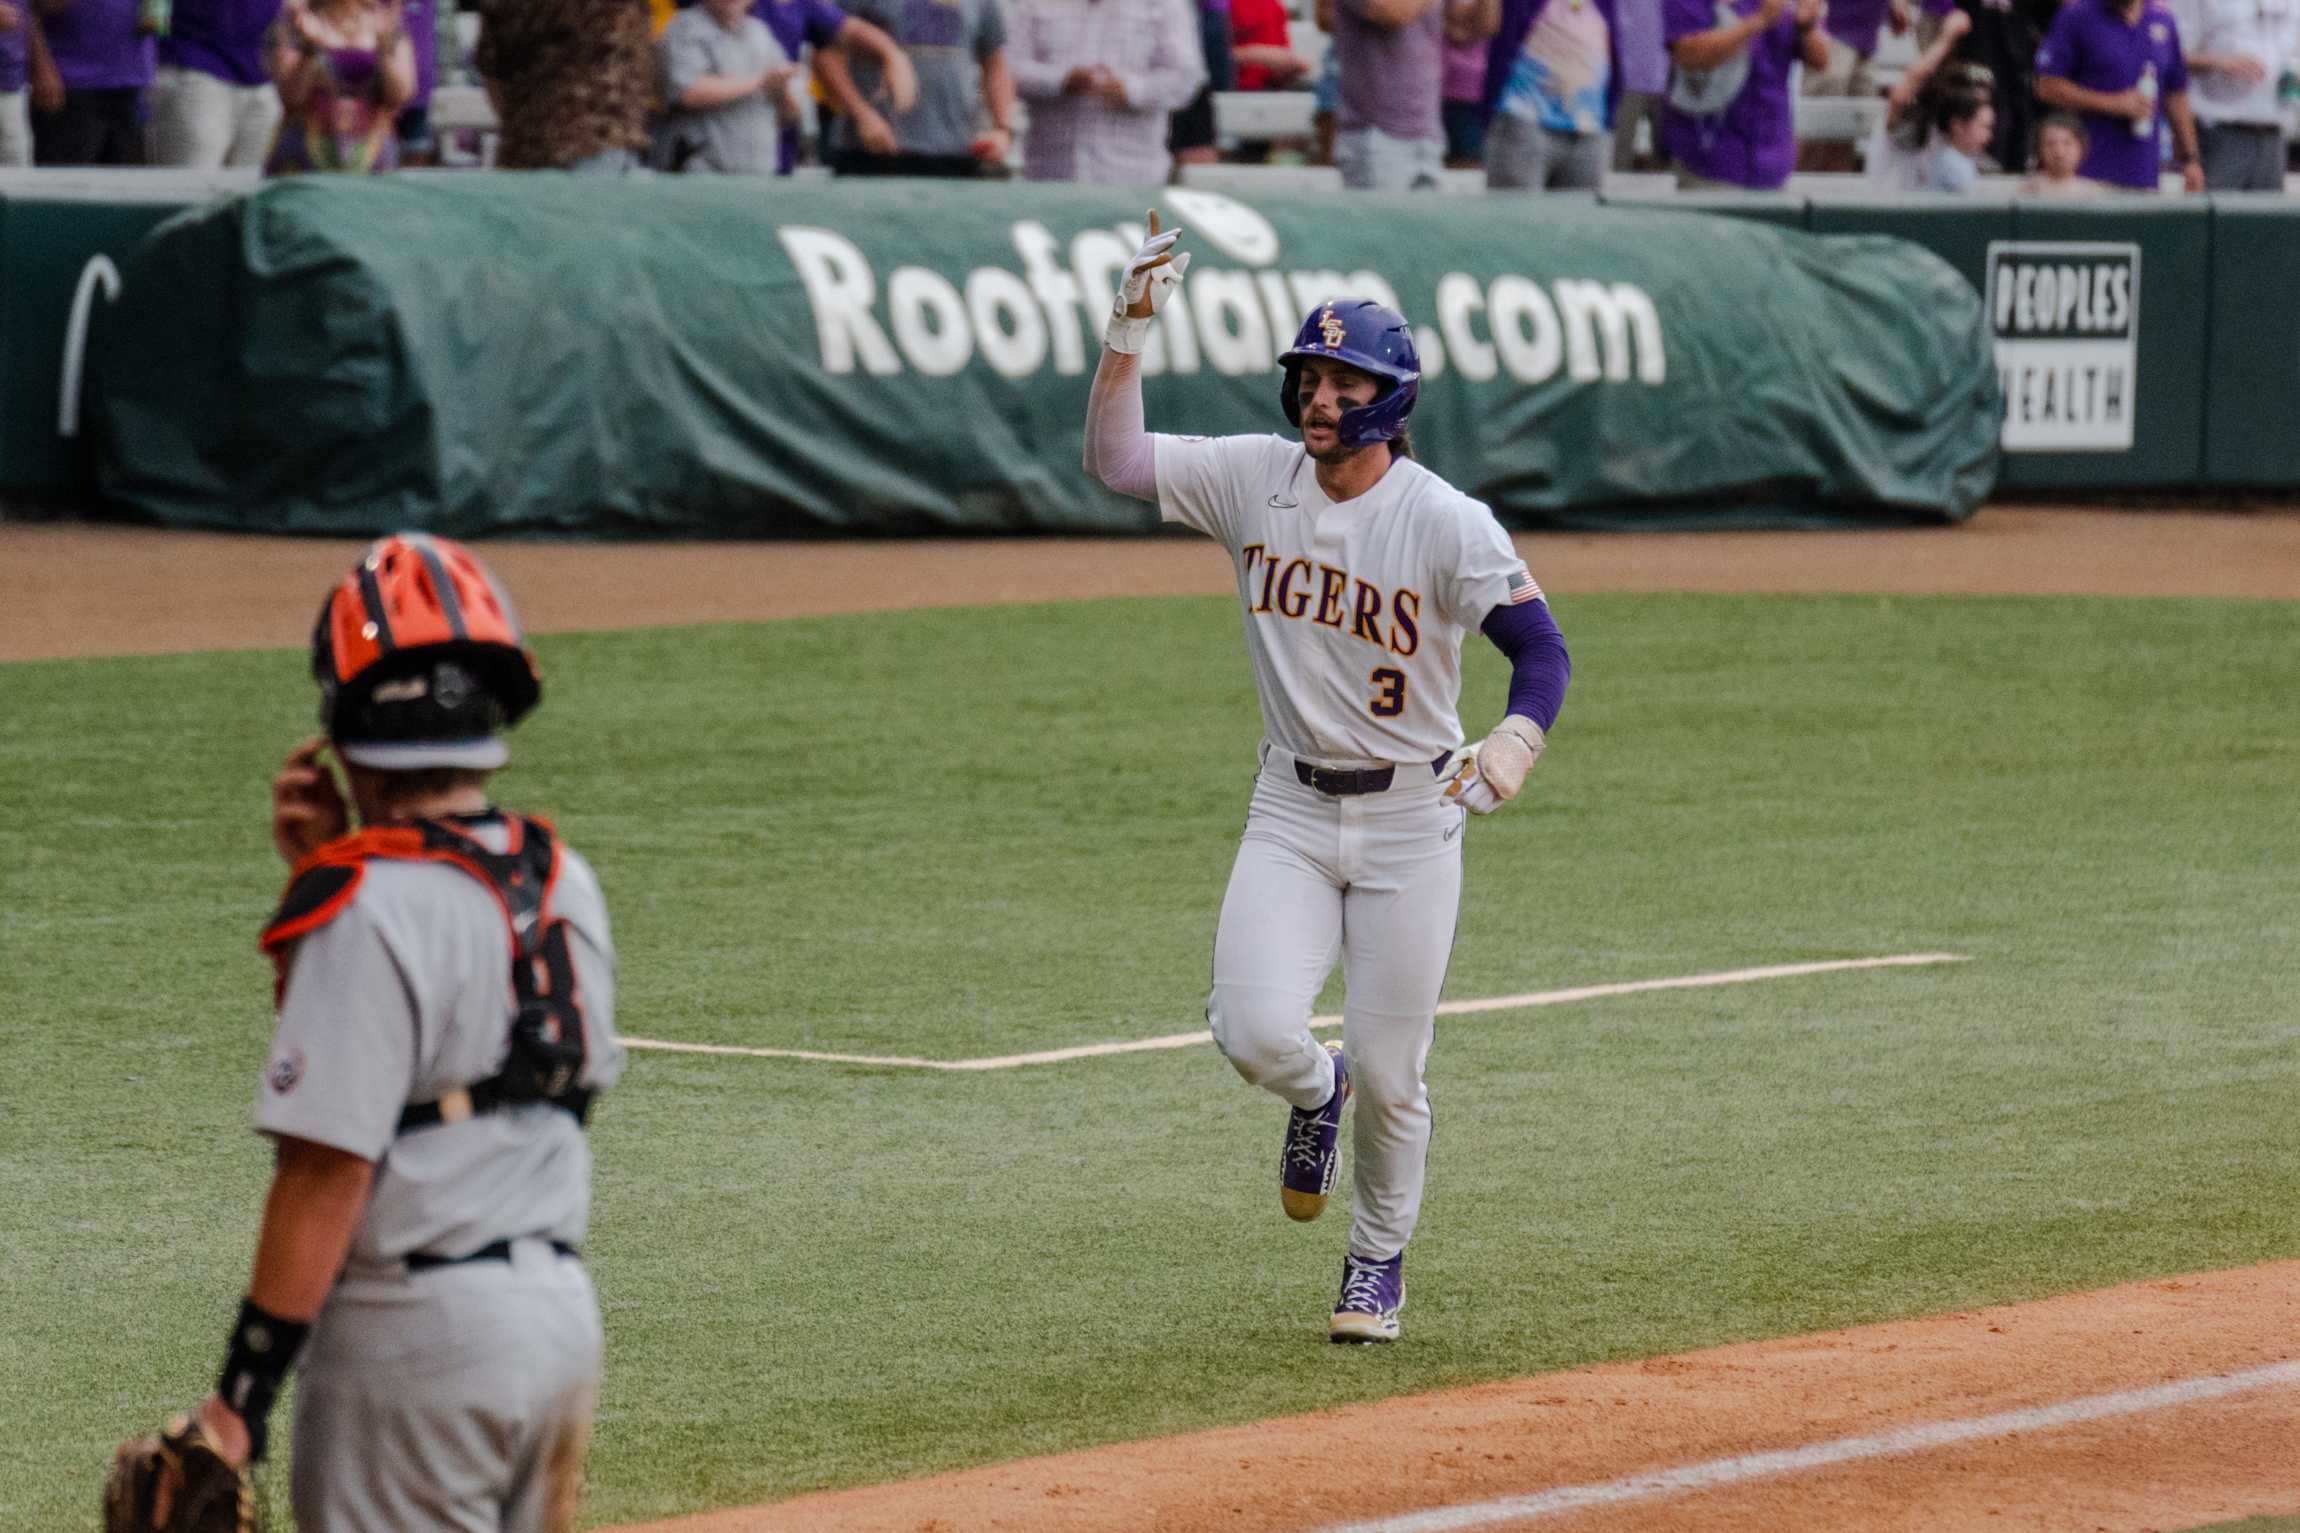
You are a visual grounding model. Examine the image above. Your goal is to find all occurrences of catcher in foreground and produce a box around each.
[107,535,625,1533]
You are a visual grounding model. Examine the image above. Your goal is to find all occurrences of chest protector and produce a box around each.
[260,815,591,1133]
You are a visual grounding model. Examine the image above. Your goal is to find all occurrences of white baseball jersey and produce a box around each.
[1155,432,1536,766]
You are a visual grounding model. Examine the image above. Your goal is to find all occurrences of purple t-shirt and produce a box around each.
[749,0,846,173]
[42,0,156,90]
[2034,0,2187,188]
[1611,0,1669,94]
[403,0,435,106]
[754,0,846,56]
[0,15,26,93]
[1660,0,1799,187]
[1335,0,1444,141]
[1824,0,1888,57]
[158,0,281,85]
[1441,36,1485,101]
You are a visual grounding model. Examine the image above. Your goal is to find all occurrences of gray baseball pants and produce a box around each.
[292,1241,603,1533]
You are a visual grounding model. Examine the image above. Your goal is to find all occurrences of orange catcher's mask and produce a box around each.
[311,533,542,770]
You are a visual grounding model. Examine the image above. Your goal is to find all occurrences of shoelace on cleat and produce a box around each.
[1339,1260,1393,1313]
[1283,1111,1332,1173]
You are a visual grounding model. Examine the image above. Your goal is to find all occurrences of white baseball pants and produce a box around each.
[1207,745,1464,1261]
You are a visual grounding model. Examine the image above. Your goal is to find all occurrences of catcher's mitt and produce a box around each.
[103,1414,259,1533]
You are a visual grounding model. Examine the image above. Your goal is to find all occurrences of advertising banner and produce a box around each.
[1986,240,2140,453]
[92,176,2002,537]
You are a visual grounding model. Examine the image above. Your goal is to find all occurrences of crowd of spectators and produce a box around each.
[1,0,2292,190]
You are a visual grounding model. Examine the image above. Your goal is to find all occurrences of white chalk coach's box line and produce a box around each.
[621,953,1972,1073]
[1314,1358,2300,1533]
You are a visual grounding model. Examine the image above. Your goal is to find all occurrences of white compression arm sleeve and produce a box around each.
[1082,344,1159,504]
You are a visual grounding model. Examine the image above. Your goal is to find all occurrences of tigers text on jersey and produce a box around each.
[1155,433,1535,766]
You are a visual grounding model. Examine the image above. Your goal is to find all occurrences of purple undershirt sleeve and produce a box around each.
[1480,599,1571,733]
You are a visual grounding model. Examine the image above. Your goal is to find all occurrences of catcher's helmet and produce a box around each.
[311,533,540,770]
[1278,298,1420,450]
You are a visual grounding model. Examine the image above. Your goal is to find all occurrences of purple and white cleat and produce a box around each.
[1279,1040,1350,1222]
[1328,1252,1403,1343]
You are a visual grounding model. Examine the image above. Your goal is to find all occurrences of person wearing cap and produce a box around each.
[164,533,625,1533]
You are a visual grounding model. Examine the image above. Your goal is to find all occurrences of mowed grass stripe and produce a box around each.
[1,592,2294,1532]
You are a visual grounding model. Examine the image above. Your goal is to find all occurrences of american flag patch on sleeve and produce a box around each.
[1507,568,1544,604]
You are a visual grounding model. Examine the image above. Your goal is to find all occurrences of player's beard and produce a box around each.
[1302,419,1357,466]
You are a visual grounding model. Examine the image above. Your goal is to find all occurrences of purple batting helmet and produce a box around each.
[1278,298,1420,450]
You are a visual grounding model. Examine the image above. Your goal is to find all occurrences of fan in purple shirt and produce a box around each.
[148,0,284,165]
[1659,0,1828,188]
[391,0,435,159]
[31,0,153,163]
[162,0,278,83]
[2035,0,2201,189]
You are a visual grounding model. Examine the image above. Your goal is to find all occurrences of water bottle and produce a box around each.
[2132,62,2157,137]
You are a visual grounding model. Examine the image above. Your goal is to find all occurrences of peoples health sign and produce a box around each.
[1986,241,2142,453]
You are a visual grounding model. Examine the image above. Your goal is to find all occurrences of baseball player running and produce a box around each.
[106,534,624,1533]
[1083,216,1570,1342]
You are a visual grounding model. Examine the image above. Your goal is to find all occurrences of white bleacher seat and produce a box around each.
[1871,26,1918,71]
[1176,162,1677,196]
[1178,161,1342,194]
[1293,26,1329,75]
[1794,94,1885,143]
[1214,91,1316,141]
[1600,171,1679,198]
[429,85,499,134]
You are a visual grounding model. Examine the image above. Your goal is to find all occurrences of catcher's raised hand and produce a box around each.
[271,737,350,866]
[104,1412,258,1533]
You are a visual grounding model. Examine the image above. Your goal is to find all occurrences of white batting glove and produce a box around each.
[1105,215,1189,356]
[1443,715,1546,815]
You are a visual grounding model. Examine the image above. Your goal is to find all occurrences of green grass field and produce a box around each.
[3,592,2296,1528]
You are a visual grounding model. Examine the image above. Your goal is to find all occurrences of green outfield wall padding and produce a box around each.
[1607,189,1811,229]
[1996,198,2209,489]
[0,182,217,496]
[89,176,2000,537]
[1805,197,2015,302]
[2202,197,2300,486]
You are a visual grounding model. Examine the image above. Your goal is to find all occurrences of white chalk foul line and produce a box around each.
[622,953,1970,1073]
[1316,1358,2300,1533]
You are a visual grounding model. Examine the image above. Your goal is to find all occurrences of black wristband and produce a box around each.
[217,1298,310,1464]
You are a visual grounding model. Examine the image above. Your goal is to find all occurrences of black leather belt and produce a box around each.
[406,1238,580,1272]
[1296,761,1396,795]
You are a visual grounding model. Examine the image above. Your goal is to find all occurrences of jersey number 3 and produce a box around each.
[1368,667,1407,718]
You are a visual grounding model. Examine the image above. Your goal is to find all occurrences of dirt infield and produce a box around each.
[2,506,2297,663]
[614,1262,2300,1533]
[9,508,2293,1530]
